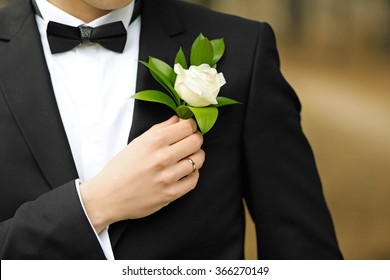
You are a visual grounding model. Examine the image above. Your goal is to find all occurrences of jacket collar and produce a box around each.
[129,0,185,142]
[0,0,33,41]
[0,0,79,188]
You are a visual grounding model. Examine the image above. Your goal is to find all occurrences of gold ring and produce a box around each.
[187,158,197,173]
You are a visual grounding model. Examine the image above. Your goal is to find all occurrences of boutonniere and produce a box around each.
[132,34,240,134]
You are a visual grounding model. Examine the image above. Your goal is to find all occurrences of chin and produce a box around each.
[84,0,133,10]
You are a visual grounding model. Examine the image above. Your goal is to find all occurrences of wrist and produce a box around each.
[79,179,114,234]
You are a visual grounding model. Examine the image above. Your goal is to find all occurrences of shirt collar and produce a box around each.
[34,0,135,28]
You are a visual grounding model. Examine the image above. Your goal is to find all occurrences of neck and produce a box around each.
[47,0,126,23]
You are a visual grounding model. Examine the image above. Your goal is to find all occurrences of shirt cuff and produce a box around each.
[75,179,115,260]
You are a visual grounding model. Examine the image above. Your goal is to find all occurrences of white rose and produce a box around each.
[174,63,226,107]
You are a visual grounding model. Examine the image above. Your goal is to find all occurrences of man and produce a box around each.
[0,0,343,259]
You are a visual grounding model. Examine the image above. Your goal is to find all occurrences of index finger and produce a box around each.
[157,118,198,145]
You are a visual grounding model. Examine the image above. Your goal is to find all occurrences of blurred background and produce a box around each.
[187,0,390,260]
[1,0,389,260]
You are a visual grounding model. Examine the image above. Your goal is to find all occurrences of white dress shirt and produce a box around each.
[34,0,141,260]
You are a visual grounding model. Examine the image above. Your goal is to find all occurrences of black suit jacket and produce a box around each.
[0,0,343,259]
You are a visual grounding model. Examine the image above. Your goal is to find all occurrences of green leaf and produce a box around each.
[210,38,225,66]
[174,47,188,69]
[190,37,214,66]
[140,60,181,105]
[187,106,219,135]
[148,57,175,82]
[176,105,194,119]
[131,90,177,111]
[192,33,206,47]
[212,96,241,108]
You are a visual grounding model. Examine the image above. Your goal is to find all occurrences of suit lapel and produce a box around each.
[128,0,185,142]
[0,0,78,188]
[111,0,187,248]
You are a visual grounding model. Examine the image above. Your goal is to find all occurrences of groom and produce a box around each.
[0,0,343,259]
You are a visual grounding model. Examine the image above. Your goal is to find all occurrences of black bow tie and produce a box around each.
[47,21,127,54]
[42,0,142,54]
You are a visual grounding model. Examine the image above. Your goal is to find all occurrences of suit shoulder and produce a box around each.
[171,1,261,27]
[168,0,268,43]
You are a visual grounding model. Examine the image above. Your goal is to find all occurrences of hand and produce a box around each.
[80,116,205,233]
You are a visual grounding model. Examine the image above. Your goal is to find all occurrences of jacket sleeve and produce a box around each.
[242,22,343,259]
[0,181,106,259]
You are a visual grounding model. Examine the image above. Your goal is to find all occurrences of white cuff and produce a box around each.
[75,179,115,260]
